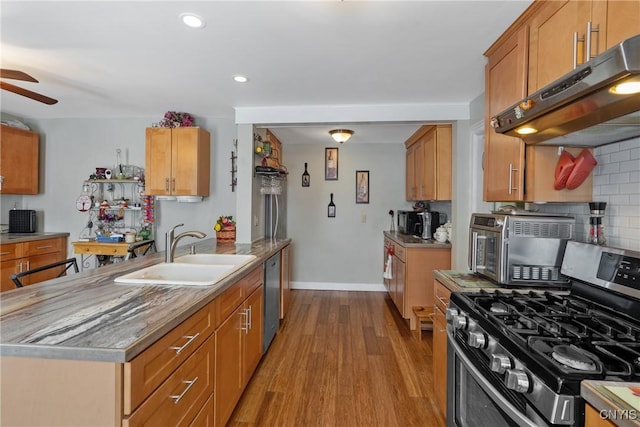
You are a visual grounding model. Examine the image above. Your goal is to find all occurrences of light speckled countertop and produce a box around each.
[0,232,70,244]
[582,381,640,426]
[433,269,499,292]
[383,231,452,248]
[0,238,290,363]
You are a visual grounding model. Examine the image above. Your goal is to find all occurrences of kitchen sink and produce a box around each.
[115,262,240,286]
[174,254,256,266]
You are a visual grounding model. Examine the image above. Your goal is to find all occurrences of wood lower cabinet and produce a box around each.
[383,234,451,330]
[280,244,291,320]
[405,124,452,201]
[0,262,269,427]
[1,236,68,292]
[0,125,39,194]
[145,127,211,197]
[215,265,264,427]
[432,278,451,416]
[585,403,616,427]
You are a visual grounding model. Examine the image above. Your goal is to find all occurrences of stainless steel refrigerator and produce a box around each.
[263,175,286,240]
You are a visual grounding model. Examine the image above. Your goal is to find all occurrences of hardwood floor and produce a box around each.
[228,290,446,427]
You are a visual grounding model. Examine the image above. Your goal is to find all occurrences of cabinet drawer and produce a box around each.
[124,302,216,414]
[189,394,214,427]
[26,238,63,256]
[124,336,214,427]
[0,242,23,261]
[243,265,263,296]
[394,244,406,262]
[434,279,451,314]
[215,280,244,327]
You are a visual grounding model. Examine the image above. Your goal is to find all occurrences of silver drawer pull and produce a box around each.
[435,295,449,306]
[36,245,54,249]
[169,377,198,404]
[169,333,200,355]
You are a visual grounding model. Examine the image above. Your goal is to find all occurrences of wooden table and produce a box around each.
[72,240,154,269]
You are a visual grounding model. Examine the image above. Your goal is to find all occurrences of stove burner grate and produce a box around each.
[551,344,599,371]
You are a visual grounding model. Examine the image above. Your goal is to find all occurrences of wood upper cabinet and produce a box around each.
[0,125,39,194]
[528,0,640,93]
[484,26,528,202]
[145,127,211,196]
[405,124,452,201]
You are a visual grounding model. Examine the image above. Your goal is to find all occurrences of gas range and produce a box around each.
[447,241,640,426]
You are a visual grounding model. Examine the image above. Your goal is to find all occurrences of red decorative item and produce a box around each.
[566,149,597,190]
[554,150,576,190]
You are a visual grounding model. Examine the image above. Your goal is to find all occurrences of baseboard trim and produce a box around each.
[291,281,386,292]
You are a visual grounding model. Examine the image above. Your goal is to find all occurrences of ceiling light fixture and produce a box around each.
[233,75,248,83]
[180,13,205,29]
[329,129,354,144]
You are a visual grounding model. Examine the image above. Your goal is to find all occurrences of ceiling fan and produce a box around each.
[0,69,58,105]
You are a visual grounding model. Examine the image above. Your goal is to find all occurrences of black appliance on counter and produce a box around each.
[8,209,36,233]
[447,241,640,426]
[397,210,439,238]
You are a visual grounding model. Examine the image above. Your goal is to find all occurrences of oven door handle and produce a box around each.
[470,232,485,272]
[447,329,542,427]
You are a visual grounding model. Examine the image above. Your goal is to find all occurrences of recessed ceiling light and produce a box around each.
[233,75,248,83]
[180,13,205,29]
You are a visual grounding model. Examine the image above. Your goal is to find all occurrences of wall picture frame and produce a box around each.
[356,170,369,204]
[325,147,338,180]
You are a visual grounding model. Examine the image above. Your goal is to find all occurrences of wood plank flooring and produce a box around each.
[228,290,446,427]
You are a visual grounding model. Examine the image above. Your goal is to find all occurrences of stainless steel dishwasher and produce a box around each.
[263,253,280,353]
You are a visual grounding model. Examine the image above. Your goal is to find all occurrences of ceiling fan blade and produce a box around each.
[0,69,38,83]
[0,81,58,105]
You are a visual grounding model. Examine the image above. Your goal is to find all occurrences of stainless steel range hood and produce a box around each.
[492,34,640,147]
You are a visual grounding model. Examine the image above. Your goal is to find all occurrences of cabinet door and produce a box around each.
[25,252,65,285]
[243,286,263,384]
[405,144,417,201]
[414,140,425,200]
[433,306,448,415]
[484,26,527,202]
[435,125,452,201]
[1,259,22,292]
[214,306,244,427]
[280,245,291,320]
[393,256,406,316]
[528,0,592,93]
[172,127,210,197]
[0,125,39,194]
[145,128,173,195]
[599,1,640,52]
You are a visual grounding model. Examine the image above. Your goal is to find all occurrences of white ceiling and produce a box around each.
[1,0,532,145]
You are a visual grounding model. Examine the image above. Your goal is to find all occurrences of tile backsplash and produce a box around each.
[532,137,640,251]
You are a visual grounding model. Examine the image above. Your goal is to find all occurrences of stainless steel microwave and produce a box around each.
[468,212,575,286]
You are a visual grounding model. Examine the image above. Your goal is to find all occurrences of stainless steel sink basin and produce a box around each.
[175,254,256,265]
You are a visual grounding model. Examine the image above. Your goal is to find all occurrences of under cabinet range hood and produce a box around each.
[492,34,640,147]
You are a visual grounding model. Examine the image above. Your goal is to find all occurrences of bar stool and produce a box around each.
[412,306,434,340]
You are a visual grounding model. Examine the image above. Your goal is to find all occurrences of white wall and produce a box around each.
[0,115,239,257]
[285,142,412,290]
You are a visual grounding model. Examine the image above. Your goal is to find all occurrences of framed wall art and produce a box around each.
[325,147,338,180]
[356,170,369,204]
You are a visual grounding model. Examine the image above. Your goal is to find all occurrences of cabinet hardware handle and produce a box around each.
[435,296,449,306]
[508,163,518,195]
[172,178,176,192]
[240,309,249,332]
[169,377,198,404]
[35,245,53,250]
[169,333,200,355]
[586,21,599,61]
[165,178,170,192]
[248,305,252,331]
[0,251,10,255]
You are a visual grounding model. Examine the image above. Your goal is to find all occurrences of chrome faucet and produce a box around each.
[165,223,207,263]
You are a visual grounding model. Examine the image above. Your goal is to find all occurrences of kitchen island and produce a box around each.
[0,237,291,427]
